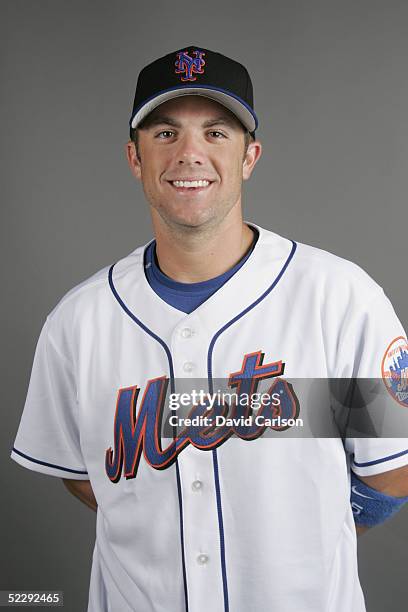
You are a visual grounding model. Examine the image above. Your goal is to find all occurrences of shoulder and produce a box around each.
[45,241,150,337]
[294,239,382,295]
[253,223,383,300]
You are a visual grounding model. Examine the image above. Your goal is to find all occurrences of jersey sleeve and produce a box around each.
[338,288,408,476]
[11,316,89,479]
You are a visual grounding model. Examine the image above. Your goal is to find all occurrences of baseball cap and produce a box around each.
[129,45,258,138]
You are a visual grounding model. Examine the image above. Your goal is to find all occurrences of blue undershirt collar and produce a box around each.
[144,227,259,314]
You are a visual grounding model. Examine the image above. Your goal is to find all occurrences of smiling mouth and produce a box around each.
[167,179,214,192]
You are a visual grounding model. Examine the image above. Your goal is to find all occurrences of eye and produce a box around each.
[209,130,226,138]
[156,130,175,139]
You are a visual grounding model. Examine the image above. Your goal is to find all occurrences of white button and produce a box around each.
[197,553,209,565]
[183,361,195,373]
[180,327,193,338]
[192,480,203,491]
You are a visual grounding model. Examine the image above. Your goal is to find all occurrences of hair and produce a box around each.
[130,117,255,162]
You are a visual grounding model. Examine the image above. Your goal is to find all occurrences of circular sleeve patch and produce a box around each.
[381,336,408,407]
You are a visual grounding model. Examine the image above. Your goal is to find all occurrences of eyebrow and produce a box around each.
[144,115,239,130]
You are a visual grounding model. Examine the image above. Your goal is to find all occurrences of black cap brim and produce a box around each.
[130,85,258,134]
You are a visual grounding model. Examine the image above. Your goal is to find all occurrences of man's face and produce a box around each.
[127,95,261,231]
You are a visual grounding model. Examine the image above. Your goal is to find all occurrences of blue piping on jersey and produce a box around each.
[12,447,88,475]
[212,447,229,611]
[207,239,297,612]
[108,264,189,612]
[108,265,175,382]
[175,461,189,612]
[353,448,408,467]
[207,240,297,381]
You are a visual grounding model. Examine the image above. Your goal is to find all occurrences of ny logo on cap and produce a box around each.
[175,49,206,82]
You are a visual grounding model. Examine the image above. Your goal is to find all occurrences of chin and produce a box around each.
[167,212,216,230]
[158,205,214,227]
[174,216,211,229]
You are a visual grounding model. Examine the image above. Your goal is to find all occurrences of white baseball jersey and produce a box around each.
[11,223,408,612]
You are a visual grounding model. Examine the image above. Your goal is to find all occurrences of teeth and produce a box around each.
[172,180,210,188]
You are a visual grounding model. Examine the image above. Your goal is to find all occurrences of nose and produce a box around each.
[175,132,205,166]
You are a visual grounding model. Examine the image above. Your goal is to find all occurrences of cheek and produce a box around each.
[223,158,244,185]
[140,161,163,189]
[215,154,241,181]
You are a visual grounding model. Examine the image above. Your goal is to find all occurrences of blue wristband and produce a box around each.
[350,470,408,527]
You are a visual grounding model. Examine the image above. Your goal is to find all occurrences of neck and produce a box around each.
[152,213,255,283]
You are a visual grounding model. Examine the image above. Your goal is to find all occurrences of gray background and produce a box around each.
[1,1,408,610]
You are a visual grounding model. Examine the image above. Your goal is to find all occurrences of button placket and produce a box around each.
[175,447,225,609]
[169,317,223,605]
[172,316,205,379]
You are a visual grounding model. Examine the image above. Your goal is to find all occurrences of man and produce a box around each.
[11,46,408,611]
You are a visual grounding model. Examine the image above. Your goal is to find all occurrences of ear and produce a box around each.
[242,140,262,181]
[126,140,142,181]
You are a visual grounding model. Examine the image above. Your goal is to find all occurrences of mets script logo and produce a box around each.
[381,336,408,408]
[175,49,206,81]
[105,351,300,482]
